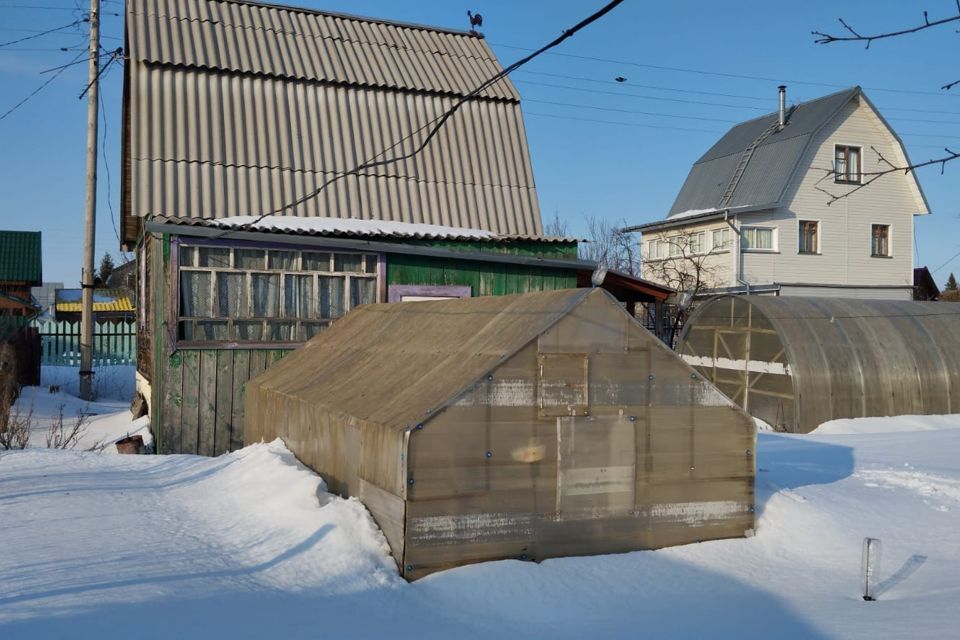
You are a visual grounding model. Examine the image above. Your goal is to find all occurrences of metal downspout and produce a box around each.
[724,212,750,294]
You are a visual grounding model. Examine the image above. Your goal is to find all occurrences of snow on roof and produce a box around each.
[155,215,579,243]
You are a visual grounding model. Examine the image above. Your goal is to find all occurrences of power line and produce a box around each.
[933,249,960,274]
[516,78,768,111]
[225,0,626,230]
[490,42,960,99]
[515,70,771,102]
[524,98,740,123]
[524,110,721,134]
[0,49,85,121]
[0,19,78,47]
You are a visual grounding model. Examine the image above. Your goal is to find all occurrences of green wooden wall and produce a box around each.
[151,235,580,455]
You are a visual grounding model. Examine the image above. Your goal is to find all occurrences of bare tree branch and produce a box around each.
[812,6,960,49]
[814,146,959,205]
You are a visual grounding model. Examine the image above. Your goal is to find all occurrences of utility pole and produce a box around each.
[79,0,100,401]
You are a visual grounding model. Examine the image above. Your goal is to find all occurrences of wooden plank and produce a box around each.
[159,351,182,454]
[230,350,250,452]
[179,350,200,454]
[214,350,234,456]
[197,350,218,456]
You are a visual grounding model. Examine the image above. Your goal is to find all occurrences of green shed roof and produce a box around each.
[0,230,42,284]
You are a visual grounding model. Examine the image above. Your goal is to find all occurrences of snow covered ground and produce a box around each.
[2,377,959,638]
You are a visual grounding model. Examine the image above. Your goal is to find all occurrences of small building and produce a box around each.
[0,230,42,320]
[678,295,960,433]
[121,0,674,453]
[246,288,755,578]
[629,86,930,300]
[913,266,940,301]
[54,288,135,323]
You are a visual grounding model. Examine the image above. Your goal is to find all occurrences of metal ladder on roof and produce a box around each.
[718,118,783,208]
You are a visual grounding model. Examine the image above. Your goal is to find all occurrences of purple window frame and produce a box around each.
[387,285,472,303]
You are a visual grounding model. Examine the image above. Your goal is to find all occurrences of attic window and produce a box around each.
[834,145,861,184]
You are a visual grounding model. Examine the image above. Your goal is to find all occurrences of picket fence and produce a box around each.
[34,319,137,366]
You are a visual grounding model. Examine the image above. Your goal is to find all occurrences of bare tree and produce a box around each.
[642,230,723,297]
[814,145,960,205]
[0,393,30,450]
[811,4,960,185]
[579,215,641,276]
[543,209,571,237]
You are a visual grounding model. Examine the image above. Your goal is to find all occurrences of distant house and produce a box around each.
[120,0,671,454]
[629,86,929,300]
[0,230,42,320]
[31,281,64,317]
[54,288,134,323]
[913,267,940,301]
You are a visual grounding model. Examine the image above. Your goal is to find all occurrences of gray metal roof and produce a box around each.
[122,0,542,242]
[668,87,860,216]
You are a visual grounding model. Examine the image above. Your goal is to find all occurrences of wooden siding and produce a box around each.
[151,234,582,455]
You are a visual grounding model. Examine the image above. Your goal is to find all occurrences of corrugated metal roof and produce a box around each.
[668,87,859,216]
[152,215,577,243]
[55,289,134,313]
[0,230,42,284]
[127,0,517,100]
[123,0,542,237]
[248,288,594,433]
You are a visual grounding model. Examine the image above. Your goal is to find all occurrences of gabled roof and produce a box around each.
[123,0,543,243]
[667,86,928,218]
[0,230,42,285]
[248,288,595,432]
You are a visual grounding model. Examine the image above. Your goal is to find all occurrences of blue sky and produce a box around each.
[1,0,958,286]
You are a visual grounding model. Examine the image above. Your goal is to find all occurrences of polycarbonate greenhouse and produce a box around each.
[678,296,960,433]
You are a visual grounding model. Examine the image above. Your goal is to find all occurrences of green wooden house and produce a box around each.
[120,0,671,454]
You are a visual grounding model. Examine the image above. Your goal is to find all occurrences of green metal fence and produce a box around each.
[34,320,137,366]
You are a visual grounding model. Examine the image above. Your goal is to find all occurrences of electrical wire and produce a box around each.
[516,78,768,111]
[523,98,741,123]
[524,111,721,134]
[490,42,960,99]
[0,49,85,121]
[0,19,78,47]
[221,0,626,231]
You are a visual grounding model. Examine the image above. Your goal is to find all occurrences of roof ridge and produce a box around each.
[186,0,483,39]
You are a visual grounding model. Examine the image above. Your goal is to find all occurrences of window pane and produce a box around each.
[302,252,331,272]
[198,247,231,268]
[334,253,363,272]
[217,272,248,317]
[849,148,861,181]
[350,278,376,309]
[757,229,773,249]
[180,271,213,317]
[236,249,265,270]
[303,321,329,339]
[179,246,198,266]
[269,250,298,271]
[363,254,378,273]
[267,322,296,341]
[284,274,314,318]
[251,273,280,317]
[235,321,264,341]
[319,276,345,318]
[194,320,228,341]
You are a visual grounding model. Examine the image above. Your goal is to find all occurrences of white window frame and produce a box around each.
[740,226,777,252]
[711,227,731,253]
[689,231,706,255]
[871,223,892,258]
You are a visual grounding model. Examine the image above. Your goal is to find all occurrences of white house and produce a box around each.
[629,86,930,300]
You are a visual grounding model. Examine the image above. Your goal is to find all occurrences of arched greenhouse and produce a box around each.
[678,296,960,433]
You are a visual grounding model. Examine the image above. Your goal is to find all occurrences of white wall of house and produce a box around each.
[641,96,925,300]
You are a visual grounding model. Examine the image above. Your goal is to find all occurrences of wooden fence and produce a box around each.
[34,320,137,366]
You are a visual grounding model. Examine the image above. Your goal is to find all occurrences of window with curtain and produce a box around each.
[834,145,862,183]
[798,221,819,254]
[178,244,378,343]
[871,224,891,257]
[712,228,730,252]
[741,227,775,251]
